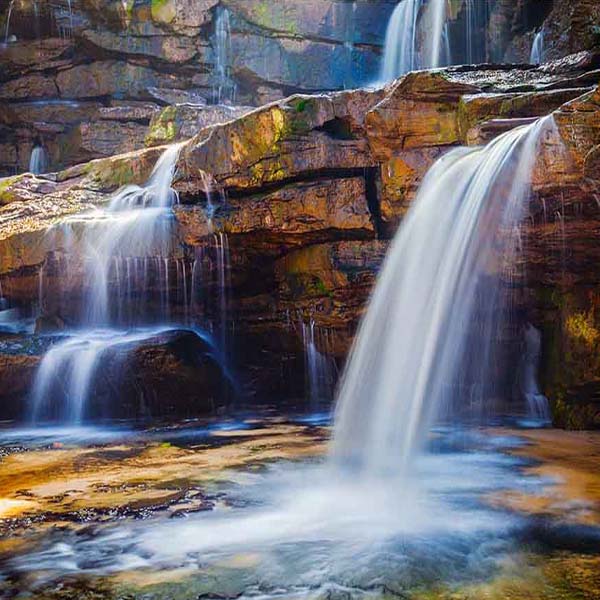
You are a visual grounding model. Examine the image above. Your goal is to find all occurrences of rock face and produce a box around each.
[1,0,598,176]
[1,49,600,424]
[146,104,253,147]
[0,0,394,176]
[83,329,231,420]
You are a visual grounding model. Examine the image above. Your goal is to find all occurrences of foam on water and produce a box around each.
[330,117,555,474]
[5,428,539,595]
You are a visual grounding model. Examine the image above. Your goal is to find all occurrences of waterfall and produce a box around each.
[214,232,231,360]
[301,318,337,407]
[424,0,449,69]
[330,117,553,473]
[530,29,544,64]
[3,0,15,44]
[379,0,449,81]
[29,145,48,175]
[520,323,551,422]
[380,0,422,81]
[30,143,186,424]
[213,6,236,104]
[380,0,491,82]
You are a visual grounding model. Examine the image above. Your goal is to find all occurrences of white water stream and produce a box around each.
[331,117,554,472]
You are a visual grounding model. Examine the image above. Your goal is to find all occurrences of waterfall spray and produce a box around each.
[330,117,555,473]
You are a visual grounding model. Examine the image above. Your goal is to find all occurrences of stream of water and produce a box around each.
[331,117,554,473]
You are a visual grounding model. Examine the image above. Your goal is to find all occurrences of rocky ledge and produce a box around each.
[1,52,600,425]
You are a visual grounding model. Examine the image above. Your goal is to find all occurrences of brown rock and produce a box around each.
[178,91,383,194]
[146,104,253,147]
[0,73,58,100]
[81,29,200,64]
[176,177,375,246]
[78,121,149,158]
[56,61,185,100]
[100,102,161,122]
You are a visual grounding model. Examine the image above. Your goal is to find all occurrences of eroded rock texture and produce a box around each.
[1,51,600,423]
[1,0,598,176]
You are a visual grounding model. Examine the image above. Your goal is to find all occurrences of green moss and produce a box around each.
[565,311,599,346]
[151,0,175,23]
[250,1,299,36]
[0,174,25,205]
[145,106,180,146]
[295,98,309,113]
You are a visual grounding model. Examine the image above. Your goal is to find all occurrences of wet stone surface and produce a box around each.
[0,417,597,599]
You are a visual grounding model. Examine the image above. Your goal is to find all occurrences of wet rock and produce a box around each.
[146,87,209,106]
[99,102,161,122]
[0,145,165,277]
[176,176,375,247]
[178,89,384,194]
[146,103,253,147]
[0,38,72,76]
[504,0,600,64]
[0,73,58,100]
[274,240,388,353]
[81,28,200,64]
[83,329,232,419]
[55,61,185,100]
[458,88,591,143]
[0,351,40,419]
[34,314,66,334]
[78,121,149,159]
[0,329,231,421]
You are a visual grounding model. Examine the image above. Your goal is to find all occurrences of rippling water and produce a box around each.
[4,423,594,599]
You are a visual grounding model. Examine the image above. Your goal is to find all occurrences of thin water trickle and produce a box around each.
[3,0,15,44]
[301,317,337,407]
[530,29,545,64]
[330,117,555,473]
[213,6,236,104]
[520,323,551,422]
[29,145,48,175]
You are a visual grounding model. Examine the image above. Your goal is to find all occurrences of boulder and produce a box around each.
[0,329,231,422]
[80,329,231,419]
[178,89,385,194]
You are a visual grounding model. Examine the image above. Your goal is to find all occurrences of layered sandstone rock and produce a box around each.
[4,0,597,177]
[0,54,599,423]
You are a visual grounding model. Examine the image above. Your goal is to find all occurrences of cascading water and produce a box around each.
[520,323,550,422]
[530,29,545,64]
[379,0,422,80]
[28,145,48,175]
[330,117,554,473]
[379,0,449,81]
[30,143,190,424]
[379,0,488,82]
[301,318,337,407]
[423,0,450,70]
[212,6,236,104]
